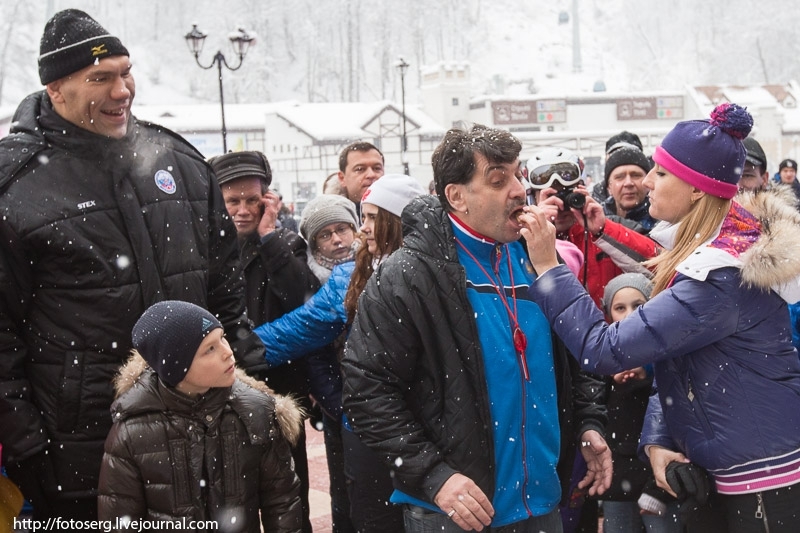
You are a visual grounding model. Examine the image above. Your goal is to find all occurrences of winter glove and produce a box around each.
[638,478,674,515]
[665,461,710,506]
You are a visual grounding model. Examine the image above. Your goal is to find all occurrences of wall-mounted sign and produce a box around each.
[617,96,683,120]
[493,100,566,125]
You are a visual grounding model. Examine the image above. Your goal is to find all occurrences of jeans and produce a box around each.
[403,505,563,533]
[323,413,356,533]
[602,500,682,533]
[341,426,403,533]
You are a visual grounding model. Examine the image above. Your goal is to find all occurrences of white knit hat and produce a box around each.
[360,174,426,217]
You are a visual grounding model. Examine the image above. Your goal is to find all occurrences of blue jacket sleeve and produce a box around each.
[637,380,677,462]
[254,262,353,367]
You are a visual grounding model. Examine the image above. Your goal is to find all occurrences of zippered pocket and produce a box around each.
[687,378,715,440]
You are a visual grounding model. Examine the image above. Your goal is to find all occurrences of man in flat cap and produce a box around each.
[738,137,770,192]
[209,150,321,532]
[0,9,267,519]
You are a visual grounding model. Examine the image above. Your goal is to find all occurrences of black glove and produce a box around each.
[665,461,710,506]
[4,448,55,510]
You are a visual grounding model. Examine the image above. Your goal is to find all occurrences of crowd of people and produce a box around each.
[2,8,800,533]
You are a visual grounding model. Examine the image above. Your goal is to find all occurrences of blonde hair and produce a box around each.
[645,194,731,295]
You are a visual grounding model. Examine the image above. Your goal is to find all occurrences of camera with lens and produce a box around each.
[555,187,586,210]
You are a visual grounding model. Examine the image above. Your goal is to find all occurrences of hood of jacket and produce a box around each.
[0,92,49,189]
[736,185,800,292]
[651,185,800,298]
[402,194,461,265]
[113,353,304,446]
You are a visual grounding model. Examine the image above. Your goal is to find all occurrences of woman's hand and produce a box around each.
[518,205,559,275]
[647,446,689,498]
[613,367,648,384]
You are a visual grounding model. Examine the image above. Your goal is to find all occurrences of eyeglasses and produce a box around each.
[316,224,354,242]
[528,162,582,189]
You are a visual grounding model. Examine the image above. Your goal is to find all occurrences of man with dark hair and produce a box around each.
[342,124,611,532]
[337,141,384,210]
[209,150,320,532]
[0,9,266,519]
[778,158,800,198]
[739,137,770,192]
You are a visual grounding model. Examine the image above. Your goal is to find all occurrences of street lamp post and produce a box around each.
[395,57,410,175]
[184,23,256,153]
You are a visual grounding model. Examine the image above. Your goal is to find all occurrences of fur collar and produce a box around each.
[735,186,800,293]
[114,353,305,446]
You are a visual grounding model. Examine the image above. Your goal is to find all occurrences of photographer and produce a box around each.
[528,148,662,532]
[527,148,659,308]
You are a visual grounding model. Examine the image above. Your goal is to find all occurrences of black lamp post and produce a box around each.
[184,24,256,153]
[395,56,410,175]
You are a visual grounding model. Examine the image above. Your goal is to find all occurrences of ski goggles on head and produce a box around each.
[527,162,582,189]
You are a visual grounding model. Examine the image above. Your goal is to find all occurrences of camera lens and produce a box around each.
[556,188,586,210]
[565,192,585,210]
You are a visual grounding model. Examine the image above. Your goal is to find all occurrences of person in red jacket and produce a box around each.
[526,147,658,308]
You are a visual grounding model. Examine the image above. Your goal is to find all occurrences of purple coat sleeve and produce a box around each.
[527,265,736,375]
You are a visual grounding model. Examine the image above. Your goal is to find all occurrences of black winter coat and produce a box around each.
[238,229,320,404]
[341,195,606,505]
[0,91,266,500]
[98,355,303,532]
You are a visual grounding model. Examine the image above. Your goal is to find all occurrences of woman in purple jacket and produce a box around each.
[520,103,800,532]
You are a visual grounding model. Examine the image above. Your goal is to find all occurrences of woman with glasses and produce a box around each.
[300,194,360,285]
[254,174,427,533]
[294,193,360,533]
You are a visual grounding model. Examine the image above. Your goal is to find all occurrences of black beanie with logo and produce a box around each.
[38,9,129,85]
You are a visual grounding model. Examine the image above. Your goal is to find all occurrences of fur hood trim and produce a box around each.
[736,185,800,292]
[115,352,305,446]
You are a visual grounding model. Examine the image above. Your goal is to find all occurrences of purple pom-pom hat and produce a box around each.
[652,103,753,199]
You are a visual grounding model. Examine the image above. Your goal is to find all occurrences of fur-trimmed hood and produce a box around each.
[736,185,800,293]
[113,353,305,446]
[653,185,800,301]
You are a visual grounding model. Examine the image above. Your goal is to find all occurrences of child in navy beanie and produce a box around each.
[98,300,305,529]
[131,300,223,388]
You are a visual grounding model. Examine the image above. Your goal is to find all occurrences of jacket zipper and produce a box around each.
[494,245,530,381]
[495,244,533,517]
[755,493,770,533]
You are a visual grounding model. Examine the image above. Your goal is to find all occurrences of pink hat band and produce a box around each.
[653,146,738,200]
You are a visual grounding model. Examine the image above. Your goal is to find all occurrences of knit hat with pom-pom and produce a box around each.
[652,103,753,199]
